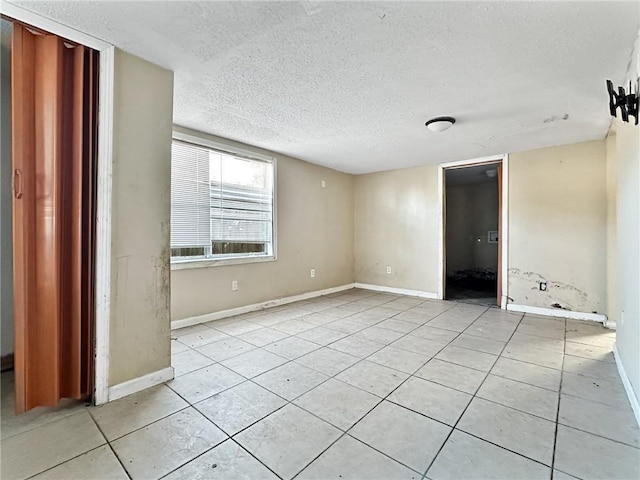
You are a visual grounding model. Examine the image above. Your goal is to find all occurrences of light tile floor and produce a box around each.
[2,288,639,479]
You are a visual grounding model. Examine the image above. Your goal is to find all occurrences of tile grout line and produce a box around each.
[169,295,508,479]
[550,317,568,479]
[158,375,287,480]
[167,292,618,478]
[288,303,495,479]
[420,310,528,480]
[87,411,133,480]
[162,290,413,479]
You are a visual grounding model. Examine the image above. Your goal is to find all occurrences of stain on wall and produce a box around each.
[508,141,607,314]
[109,50,174,386]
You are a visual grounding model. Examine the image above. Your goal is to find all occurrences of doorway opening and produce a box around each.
[443,161,502,306]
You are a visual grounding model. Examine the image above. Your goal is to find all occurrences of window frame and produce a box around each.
[170,129,278,270]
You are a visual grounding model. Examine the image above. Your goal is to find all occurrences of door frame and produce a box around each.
[437,154,509,308]
[2,2,114,405]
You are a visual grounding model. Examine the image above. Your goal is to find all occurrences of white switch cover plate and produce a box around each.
[310,269,316,278]
[386,266,392,274]
[232,280,238,291]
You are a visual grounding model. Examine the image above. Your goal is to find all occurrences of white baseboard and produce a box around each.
[108,366,175,402]
[171,283,356,330]
[354,283,439,299]
[613,345,640,427]
[506,304,607,323]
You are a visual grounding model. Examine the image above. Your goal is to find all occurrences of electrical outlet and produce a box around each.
[539,282,547,291]
[321,180,326,188]
[232,280,238,291]
[386,266,392,274]
[310,269,315,278]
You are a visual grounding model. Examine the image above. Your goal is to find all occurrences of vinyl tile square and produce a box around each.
[90,384,188,441]
[336,360,408,397]
[388,377,471,426]
[297,435,418,480]
[253,362,329,400]
[196,381,286,435]
[296,326,349,345]
[435,345,497,372]
[171,349,215,377]
[449,334,506,355]
[367,346,430,373]
[408,325,458,343]
[558,394,640,447]
[293,378,380,430]
[354,326,404,345]
[501,342,563,370]
[235,404,341,479]
[329,336,384,358]
[167,364,245,403]
[163,439,279,480]
[509,332,564,353]
[30,445,128,480]
[554,425,640,480]
[562,355,619,380]
[415,358,486,394]
[196,337,257,362]
[426,430,550,480]
[174,327,230,349]
[110,408,226,479]
[564,341,614,363]
[263,337,321,359]
[463,323,514,341]
[210,319,263,336]
[0,411,106,480]
[238,327,289,347]
[220,348,288,378]
[457,397,556,465]
[490,357,561,391]
[350,401,451,472]
[561,371,629,408]
[376,318,418,334]
[325,318,370,334]
[271,319,317,335]
[295,347,360,376]
[516,320,565,340]
[477,375,559,421]
[391,335,444,356]
[170,339,189,355]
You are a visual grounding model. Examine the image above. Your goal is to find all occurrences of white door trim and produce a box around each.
[2,2,115,405]
[437,154,509,308]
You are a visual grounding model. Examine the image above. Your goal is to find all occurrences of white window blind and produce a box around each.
[171,139,274,260]
[171,141,210,248]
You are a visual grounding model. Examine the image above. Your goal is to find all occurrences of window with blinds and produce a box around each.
[170,139,275,262]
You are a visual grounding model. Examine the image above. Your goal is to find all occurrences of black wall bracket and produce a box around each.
[607,78,639,125]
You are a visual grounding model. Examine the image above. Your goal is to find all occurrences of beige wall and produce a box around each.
[353,140,608,315]
[606,132,617,323]
[508,141,607,313]
[354,165,440,293]
[446,181,499,276]
[614,32,640,402]
[171,129,354,321]
[109,50,174,385]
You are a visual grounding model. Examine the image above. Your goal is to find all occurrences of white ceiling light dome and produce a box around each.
[425,116,456,132]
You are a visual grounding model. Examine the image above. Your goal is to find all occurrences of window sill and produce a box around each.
[170,255,276,270]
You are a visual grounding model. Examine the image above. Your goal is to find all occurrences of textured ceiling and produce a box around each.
[9,1,640,174]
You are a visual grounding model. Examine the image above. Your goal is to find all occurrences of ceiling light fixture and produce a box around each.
[425,116,456,132]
